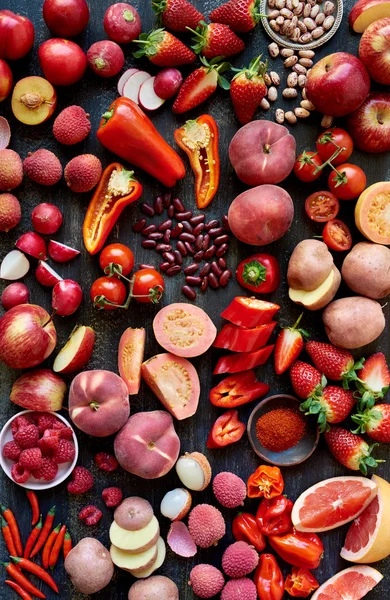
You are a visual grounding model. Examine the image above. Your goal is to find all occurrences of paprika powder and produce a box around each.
[256,407,307,452]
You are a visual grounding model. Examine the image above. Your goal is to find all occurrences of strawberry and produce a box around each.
[172,56,230,114]
[324,426,382,474]
[289,360,323,399]
[274,313,308,375]
[153,0,204,32]
[133,28,196,67]
[305,341,362,387]
[355,352,390,409]
[209,0,264,32]
[352,404,390,443]
[301,386,355,432]
[189,21,245,60]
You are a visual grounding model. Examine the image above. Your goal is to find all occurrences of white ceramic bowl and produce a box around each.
[0,410,78,490]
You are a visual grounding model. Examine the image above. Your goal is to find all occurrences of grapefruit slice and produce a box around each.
[292,476,378,532]
[311,565,383,600]
[341,474,390,563]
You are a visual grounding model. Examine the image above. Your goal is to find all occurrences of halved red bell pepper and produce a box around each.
[213,345,274,375]
[236,254,281,294]
[210,371,269,408]
[118,327,145,395]
[174,114,220,209]
[206,409,246,448]
[83,163,142,254]
[247,465,284,499]
[285,567,319,597]
[232,513,266,552]
[256,495,293,536]
[254,554,284,600]
[213,322,277,352]
[268,529,324,570]
[221,297,280,328]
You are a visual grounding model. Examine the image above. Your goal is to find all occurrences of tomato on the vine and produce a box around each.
[91,276,127,310]
[99,243,134,277]
[316,128,354,166]
[323,219,352,251]
[304,191,340,222]
[132,268,164,304]
[293,151,323,182]
[328,163,366,201]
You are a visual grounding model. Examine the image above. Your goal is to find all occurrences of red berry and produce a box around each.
[32,457,58,481]
[54,439,75,464]
[32,412,58,435]
[79,505,102,526]
[59,426,73,440]
[102,487,123,508]
[19,447,43,470]
[67,466,94,494]
[94,452,118,472]
[11,415,34,436]
[13,424,39,449]
[11,462,30,484]
[2,441,22,461]
[38,429,61,455]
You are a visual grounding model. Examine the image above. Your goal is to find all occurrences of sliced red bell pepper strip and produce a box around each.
[213,345,274,374]
[210,371,269,408]
[232,513,266,552]
[236,254,281,294]
[254,553,284,600]
[256,495,293,536]
[285,567,320,597]
[206,409,246,448]
[247,465,284,499]
[268,529,324,570]
[83,163,143,255]
[221,297,280,328]
[118,327,145,395]
[213,322,277,352]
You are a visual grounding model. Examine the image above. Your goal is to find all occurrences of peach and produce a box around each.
[11,76,57,126]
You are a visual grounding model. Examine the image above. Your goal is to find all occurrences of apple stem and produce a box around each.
[42,313,54,327]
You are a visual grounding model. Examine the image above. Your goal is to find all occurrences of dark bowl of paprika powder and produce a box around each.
[247,395,320,467]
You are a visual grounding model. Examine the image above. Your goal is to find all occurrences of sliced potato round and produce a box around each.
[110,543,158,574]
[127,537,166,579]
[109,516,160,553]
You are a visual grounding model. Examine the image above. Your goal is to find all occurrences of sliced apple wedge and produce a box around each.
[117,68,139,96]
[109,516,160,553]
[1,250,30,280]
[349,0,390,32]
[123,71,151,104]
[289,266,341,311]
[139,77,166,111]
[35,261,63,287]
[48,240,80,263]
[110,542,158,574]
[127,537,166,578]
[53,325,95,374]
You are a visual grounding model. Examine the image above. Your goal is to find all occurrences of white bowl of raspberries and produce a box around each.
[0,410,79,490]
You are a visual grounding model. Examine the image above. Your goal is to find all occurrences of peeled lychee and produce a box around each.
[189,564,225,599]
[221,578,257,600]
[188,504,226,548]
[212,472,247,508]
[0,149,23,191]
[0,193,21,231]
[222,541,259,578]
[53,105,91,145]
[23,149,62,186]
[64,154,102,193]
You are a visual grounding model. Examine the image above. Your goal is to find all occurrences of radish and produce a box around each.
[32,203,63,235]
[1,282,29,310]
[16,232,47,260]
[52,279,83,316]
[36,261,63,287]
[48,240,80,262]
[154,68,183,100]
[1,250,30,280]
[0,116,11,149]
[87,40,125,78]
[139,77,166,111]
[117,68,138,95]
[122,71,151,104]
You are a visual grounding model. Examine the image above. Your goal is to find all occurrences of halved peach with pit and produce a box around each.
[11,76,57,125]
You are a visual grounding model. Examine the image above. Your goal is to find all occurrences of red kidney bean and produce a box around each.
[159,262,171,271]
[148,232,163,240]
[142,224,157,236]
[163,192,172,207]
[205,219,219,230]
[186,275,202,287]
[181,221,193,234]
[199,263,211,277]
[132,218,146,232]
[142,240,156,249]
[193,223,205,236]
[201,277,208,293]
[184,242,195,255]
[222,215,230,231]
[176,211,193,221]
[184,263,199,275]
[166,265,181,276]
[173,250,182,265]
[176,241,187,256]
[218,257,227,269]
[141,203,155,216]
[220,270,232,287]
[162,251,175,264]
[182,285,196,300]
[195,235,204,251]
[168,205,175,218]
[208,272,219,289]
[211,261,222,277]
[204,245,216,259]
[202,234,211,250]
[179,232,196,243]
[209,227,224,238]
[154,196,163,215]
[163,230,171,244]
[173,197,185,212]
[158,219,172,232]
[171,223,184,238]
[214,234,229,246]
[216,243,228,257]
[156,243,172,252]
[139,263,155,269]
[190,214,205,226]
[194,250,204,262]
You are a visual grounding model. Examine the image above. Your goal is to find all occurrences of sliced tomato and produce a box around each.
[214,345,274,375]
[213,322,277,353]
[305,191,339,222]
[316,128,353,166]
[221,297,280,329]
[206,409,246,448]
[118,328,145,395]
[323,219,352,252]
[210,371,270,408]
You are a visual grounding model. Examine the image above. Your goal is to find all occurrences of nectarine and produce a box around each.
[11,77,57,126]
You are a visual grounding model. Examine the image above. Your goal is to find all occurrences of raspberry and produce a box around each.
[102,487,123,508]
[38,429,61,455]
[11,415,33,436]
[54,439,75,464]
[58,426,73,440]
[2,441,21,462]
[79,505,102,526]
[94,452,118,472]
[11,462,30,484]
[19,447,43,470]
[32,412,57,435]
[13,424,39,449]
[52,419,67,431]
[32,457,58,481]
[67,466,94,494]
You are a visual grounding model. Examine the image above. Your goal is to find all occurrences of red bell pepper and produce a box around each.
[285,567,320,597]
[221,297,280,328]
[256,495,293,536]
[174,114,220,209]
[236,254,281,294]
[210,371,269,408]
[206,409,246,448]
[232,513,266,552]
[269,528,324,570]
[97,97,186,187]
[83,163,142,254]
[254,554,284,600]
[213,322,277,352]
[213,345,274,375]
[247,465,284,499]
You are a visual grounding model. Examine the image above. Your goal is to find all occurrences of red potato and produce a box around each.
[38,39,87,86]
[118,328,145,395]
[128,576,179,600]
[0,10,34,60]
[114,410,180,478]
[153,68,183,100]
[1,282,29,310]
[0,59,12,102]
[104,3,142,44]
[87,41,124,78]
[32,203,63,235]
[43,0,90,37]
[114,497,154,531]
[52,279,82,316]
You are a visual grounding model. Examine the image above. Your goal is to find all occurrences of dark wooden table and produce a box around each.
[1,1,389,598]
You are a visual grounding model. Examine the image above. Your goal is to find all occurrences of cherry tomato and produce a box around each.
[132,268,164,304]
[90,276,127,310]
[316,128,354,166]
[304,191,340,222]
[323,219,352,252]
[99,243,134,277]
[328,163,366,201]
[293,152,323,182]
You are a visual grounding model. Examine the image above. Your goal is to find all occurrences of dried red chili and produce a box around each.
[256,407,307,452]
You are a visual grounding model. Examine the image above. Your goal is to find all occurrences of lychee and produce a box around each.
[0,193,21,231]
[222,541,259,578]
[64,154,102,193]
[0,149,23,191]
[189,564,224,599]
[221,578,257,600]
[188,504,226,548]
[23,149,62,186]
[213,471,247,508]
[53,106,91,145]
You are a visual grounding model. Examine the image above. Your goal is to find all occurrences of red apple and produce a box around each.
[38,39,87,86]
[0,10,34,60]
[53,325,95,374]
[359,17,390,84]
[43,0,90,37]
[347,92,390,153]
[0,304,57,369]
[306,52,370,117]
[10,368,66,411]
[349,0,390,32]
[52,279,82,316]
[0,59,12,102]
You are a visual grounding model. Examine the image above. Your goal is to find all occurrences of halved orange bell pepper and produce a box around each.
[247,465,284,499]
[174,114,220,209]
[83,163,142,255]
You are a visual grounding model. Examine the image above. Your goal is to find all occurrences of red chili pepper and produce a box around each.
[2,515,18,557]
[26,491,39,526]
[214,344,274,375]
[49,525,67,569]
[213,322,277,353]
[174,114,220,209]
[1,504,23,557]
[232,513,266,552]
[268,528,324,570]
[285,567,320,597]
[83,163,143,255]
[63,530,72,560]
[256,495,293,536]
[5,579,33,600]
[97,97,186,188]
[24,515,42,559]
[247,465,284,499]
[1,563,45,599]
[254,553,284,600]
[210,370,269,408]
[30,506,55,558]
[236,254,281,294]
[11,557,59,593]
[42,524,61,570]
[206,409,246,448]
[221,297,280,328]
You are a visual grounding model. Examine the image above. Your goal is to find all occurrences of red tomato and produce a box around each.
[316,128,354,166]
[293,152,323,182]
[132,268,164,304]
[328,163,366,200]
[304,191,340,222]
[323,219,352,252]
[90,276,127,310]
[236,254,280,294]
[99,243,134,277]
